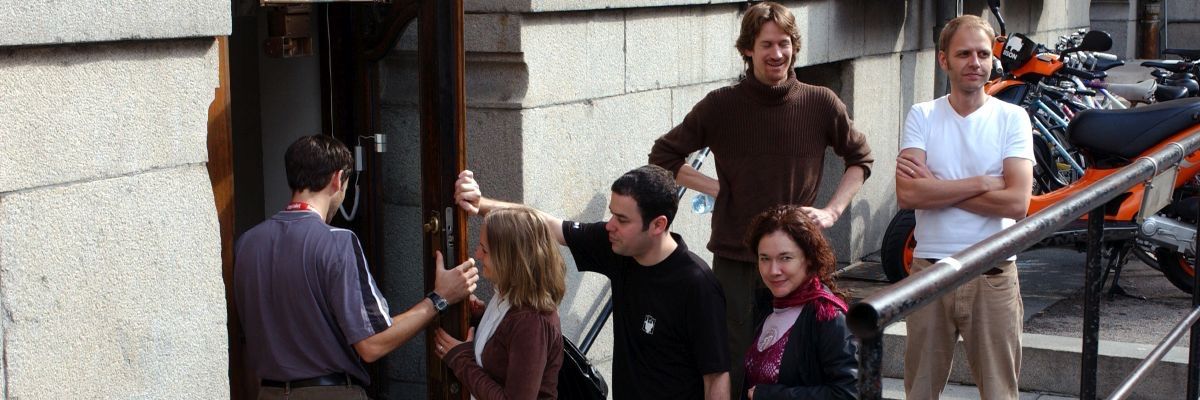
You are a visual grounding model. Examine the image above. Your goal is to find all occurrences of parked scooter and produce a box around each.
[879,0,1200,296]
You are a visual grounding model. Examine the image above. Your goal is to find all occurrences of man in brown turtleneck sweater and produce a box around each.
[648,2,873,396]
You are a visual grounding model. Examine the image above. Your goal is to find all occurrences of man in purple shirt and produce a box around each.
[235,135,479,399]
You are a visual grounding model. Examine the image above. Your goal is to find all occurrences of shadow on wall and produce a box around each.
[791,0,912,66]
[559,191,618,343]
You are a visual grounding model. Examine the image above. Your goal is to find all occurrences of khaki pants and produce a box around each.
[904,258,1023,400]
[258,385,370,400]
[713,256,762,400]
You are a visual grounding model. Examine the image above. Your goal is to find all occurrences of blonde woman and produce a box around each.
[434,206,567,399]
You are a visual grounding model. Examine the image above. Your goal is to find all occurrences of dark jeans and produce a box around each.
[713,255,763,400]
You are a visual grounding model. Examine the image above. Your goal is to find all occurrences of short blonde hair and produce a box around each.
[735,2,801,71]
[938,15,996,53]
[484,207,566,312]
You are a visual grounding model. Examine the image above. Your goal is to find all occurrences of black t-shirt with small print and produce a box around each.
[563,220,729,399]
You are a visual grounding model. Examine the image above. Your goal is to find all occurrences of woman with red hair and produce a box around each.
[741,205,858,399]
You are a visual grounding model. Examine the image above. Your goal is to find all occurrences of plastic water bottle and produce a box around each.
[691,193,715,214]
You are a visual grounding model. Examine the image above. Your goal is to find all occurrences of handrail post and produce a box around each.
[857,334,884,400]
[1189,201,1200,400]
[1082,206,1106,400]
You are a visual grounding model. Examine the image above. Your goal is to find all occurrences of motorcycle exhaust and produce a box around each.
[1139,215,1197,253]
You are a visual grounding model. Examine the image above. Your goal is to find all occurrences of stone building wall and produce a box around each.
[1091,0,1199,60]
[1165,1,1200,49]
[0,1,230,398]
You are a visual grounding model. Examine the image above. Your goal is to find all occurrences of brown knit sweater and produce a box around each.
[649,71,874,262]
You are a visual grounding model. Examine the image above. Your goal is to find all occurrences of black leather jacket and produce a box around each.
[742,296,859,400]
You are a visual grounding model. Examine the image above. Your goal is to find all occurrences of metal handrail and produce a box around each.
[1107,305,1200,400]
[848,125,1200,399]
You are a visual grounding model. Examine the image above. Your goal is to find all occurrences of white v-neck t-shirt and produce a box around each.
[900,95,1035,259]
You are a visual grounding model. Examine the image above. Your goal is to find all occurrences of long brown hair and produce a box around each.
[484,207,566,312]
[744,205,846,301]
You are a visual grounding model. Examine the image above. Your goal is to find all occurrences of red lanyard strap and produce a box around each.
[285,202,315,212]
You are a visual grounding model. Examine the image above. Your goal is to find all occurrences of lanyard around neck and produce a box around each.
[285,202,317,212]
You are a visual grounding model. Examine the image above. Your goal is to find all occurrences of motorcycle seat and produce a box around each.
[1093,58,1124,71]
[1068,98,1200,160]
[1142,60,1193,73]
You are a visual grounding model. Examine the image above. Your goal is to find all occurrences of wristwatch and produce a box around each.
[426,291,449,314]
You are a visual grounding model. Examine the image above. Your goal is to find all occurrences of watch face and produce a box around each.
[435,299,448,310]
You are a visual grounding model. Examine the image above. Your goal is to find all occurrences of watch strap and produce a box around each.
[426,291,448,314]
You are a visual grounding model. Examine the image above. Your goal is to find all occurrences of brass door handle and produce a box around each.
[424,212,441,233]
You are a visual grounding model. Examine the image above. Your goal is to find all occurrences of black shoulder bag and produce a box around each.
[558,336,608,400]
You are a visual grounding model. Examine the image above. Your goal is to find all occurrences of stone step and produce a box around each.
[880,322,1190,400]
[881,377,1076,400]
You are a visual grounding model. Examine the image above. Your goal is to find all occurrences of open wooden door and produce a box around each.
[206,36,250,400]
[419,0,471,398]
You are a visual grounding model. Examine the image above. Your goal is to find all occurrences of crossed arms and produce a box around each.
[894,148,1033,219]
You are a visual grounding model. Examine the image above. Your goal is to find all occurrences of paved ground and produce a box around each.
[1105,60,1157,85]
[1024,251,1194,345]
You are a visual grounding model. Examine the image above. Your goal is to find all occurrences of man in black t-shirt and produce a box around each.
[454,165,730,399]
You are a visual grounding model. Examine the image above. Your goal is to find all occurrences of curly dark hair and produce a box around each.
[744,204,846,301]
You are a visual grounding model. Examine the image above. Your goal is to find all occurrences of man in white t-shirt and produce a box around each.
[895,15,1034,400]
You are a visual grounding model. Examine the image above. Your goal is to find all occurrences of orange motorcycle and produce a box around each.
[879,0,1200,295]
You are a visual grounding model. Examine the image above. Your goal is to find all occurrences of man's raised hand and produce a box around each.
[454,170,482,215]
[433,250,478,304]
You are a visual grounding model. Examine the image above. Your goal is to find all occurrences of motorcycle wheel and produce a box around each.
[881,210,917,283]
[1155,246,1195,294]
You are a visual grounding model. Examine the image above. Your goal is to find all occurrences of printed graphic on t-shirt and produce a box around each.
[642,314,656,335]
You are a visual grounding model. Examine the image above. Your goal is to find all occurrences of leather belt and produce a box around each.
[262,373,361,389]
[922,258,1003,275]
